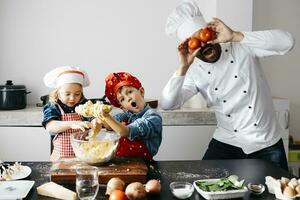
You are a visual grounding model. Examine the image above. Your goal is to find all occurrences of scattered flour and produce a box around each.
[161,168,230,181]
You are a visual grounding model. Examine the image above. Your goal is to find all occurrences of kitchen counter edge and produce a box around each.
[0,105,217,127]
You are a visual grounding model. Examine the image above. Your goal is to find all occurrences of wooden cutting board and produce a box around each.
[50,157,148,184]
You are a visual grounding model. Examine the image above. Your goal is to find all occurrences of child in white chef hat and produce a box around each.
[42,66,94,162]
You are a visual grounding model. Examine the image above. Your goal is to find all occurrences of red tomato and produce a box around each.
[109,190,128,200]
[188,37,201,50]
[199,28,213,43]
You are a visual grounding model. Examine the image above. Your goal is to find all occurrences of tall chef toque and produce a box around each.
[165,0,206,41]
[43,66,90,88]
[105,72,142,108]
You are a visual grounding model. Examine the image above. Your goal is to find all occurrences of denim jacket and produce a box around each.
[114,105,162,156]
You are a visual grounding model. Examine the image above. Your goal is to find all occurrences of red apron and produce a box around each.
[116,122,153,160]
[50,104,82,162]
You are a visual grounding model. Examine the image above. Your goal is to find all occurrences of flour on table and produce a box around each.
[161,168,230,181]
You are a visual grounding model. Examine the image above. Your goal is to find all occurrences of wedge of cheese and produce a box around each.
[37,182,76,200]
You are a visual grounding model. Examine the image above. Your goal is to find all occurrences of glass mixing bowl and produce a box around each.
[71,130,120,165]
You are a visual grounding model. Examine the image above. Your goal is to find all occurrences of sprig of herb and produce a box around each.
[195,175,245,192]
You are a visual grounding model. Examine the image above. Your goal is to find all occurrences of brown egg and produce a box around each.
[288,179,298,189]
[283,186,296,197]
[295,185,300,194]
[280,180,287,191]
[281,177,290,186]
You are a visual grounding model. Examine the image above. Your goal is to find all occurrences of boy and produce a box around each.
[99,72,162,160]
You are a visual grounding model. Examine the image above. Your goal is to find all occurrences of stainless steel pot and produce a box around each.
[0,80,31,110]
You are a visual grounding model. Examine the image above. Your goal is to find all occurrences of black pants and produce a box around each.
[202,138,288,170]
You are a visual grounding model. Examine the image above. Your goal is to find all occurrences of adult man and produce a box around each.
[161,0,294,170]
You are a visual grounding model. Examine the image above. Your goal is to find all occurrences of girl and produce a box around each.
[99,72,162,160]
[42,66,94,161]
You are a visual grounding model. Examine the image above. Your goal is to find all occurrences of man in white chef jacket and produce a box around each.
[161,0,294,170]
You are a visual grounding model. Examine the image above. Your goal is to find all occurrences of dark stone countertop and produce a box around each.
[10,159,296,199]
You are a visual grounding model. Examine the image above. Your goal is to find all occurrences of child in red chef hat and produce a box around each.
[99,72,162,160]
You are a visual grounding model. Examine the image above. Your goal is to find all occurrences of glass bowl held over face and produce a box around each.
[71,130,120,165]
[170,181,194,199]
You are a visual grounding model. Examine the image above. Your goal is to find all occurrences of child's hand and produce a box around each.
[71,121,92,131]
[94,108,110,121]
[91,118,102,132]
[86,118,103,139]
[91,118,101,126]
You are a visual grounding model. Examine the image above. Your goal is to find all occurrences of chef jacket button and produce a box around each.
[230,60,234,63]
[243,90,247,93]
[248,106,252,109]
[234,75,238,78]
[208,71,211,74]
[225,49,228,52]
[215,88,218,91]
[223,100,227,103]
[254,123,258,126]
[234,129,237,132]
[227,114,231,117]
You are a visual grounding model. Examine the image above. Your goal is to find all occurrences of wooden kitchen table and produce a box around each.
[18,159,296,199]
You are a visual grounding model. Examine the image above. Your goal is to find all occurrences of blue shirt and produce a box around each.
[114,105,162,156]
[42,99,91,129]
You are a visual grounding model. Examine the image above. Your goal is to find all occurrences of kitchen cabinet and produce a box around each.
[0,127,50,161]
[154,125,216,161]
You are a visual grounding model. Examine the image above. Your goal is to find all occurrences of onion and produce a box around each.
[125,182,147,200]
[106,177,125,195]
[145,179,161,194]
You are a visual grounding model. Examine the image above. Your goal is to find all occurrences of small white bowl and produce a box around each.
[170,181,194,199]
[248,183,265,195]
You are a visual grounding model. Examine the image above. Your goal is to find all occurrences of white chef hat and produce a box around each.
[165,0,206,41]
[43,66,90,88]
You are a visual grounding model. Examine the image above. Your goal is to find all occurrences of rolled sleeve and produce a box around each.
[42,103,61,128]
[127,115,161,140]
[114,112,129,122]
[114,113,129,122]
[127,111,162,156]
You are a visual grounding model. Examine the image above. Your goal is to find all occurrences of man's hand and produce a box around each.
[177,38,200,76]
[207,18,244,43]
